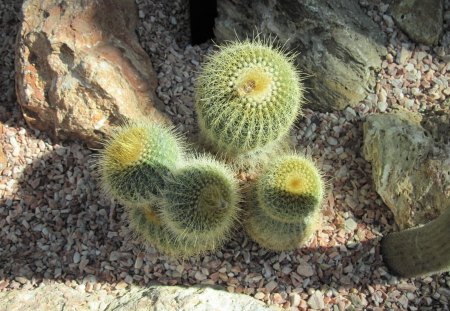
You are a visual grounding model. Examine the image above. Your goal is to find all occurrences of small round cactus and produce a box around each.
[195,38,304,157]
[161,156,240,247]
[257,154,324,223]
[128,203,218,258]
[97,120,184,204]
[245,199,321,251]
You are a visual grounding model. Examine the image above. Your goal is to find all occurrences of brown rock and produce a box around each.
[363,110,450,229]
[15,0,166,147]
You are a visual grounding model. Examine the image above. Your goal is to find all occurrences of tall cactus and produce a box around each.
[381,207,450,278]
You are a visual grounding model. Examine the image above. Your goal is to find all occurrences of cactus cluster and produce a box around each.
[96,38,324,257]
[245,154,324,251]
[97,120,240,258]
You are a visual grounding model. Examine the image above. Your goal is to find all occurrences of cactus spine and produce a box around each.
[161,156,240,247]
[97,120,184,204]
[381,207,450,278]
[195,38,304,158]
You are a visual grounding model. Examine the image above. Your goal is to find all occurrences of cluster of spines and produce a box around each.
[245,154,325,251]
[195,38,304,160]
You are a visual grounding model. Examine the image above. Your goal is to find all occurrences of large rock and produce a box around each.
[0,283,282,311]
[363,111,450,229]
[214,0,386,111]
[390,0,444,46]
[15,0,166,147]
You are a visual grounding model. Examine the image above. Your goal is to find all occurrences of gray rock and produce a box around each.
[214,0,386,111]
[390,0,444,46]
[15,0,167,148]
[363,111,450,229]
[0,283,282,311]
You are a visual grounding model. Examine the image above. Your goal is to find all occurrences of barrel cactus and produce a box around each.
[128,203,219,258]
[257,154,325,223]
[245,197,321,251]
[195,38,304,158]
[161,156,240,247]
[97,120,184,204]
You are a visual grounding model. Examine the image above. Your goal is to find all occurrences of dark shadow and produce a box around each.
[189,0,217,44]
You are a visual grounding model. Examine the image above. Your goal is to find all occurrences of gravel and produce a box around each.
[1,0,449,310]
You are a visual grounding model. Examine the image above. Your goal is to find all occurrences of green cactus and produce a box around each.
[381,207,450,278]
[161,156,240,247]
[256,154,324,223]
[128,203,218,258]
[245,197,321,251]
[97,120,184,204]
[195,38,304,158]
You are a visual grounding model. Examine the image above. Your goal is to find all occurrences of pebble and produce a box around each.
[297,264,314,277]
[255,292,265,300]
[265,280,278,293]
[134,256,143,270]
[290,293,301,307]
[327,137,338,146]
[14,276,28,285]
[194,271,207,281]
[345,218,358,232]
[73,252,81,264]
[308,290,325,310]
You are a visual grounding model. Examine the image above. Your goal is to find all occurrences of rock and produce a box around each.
[15,0,166,148]
[0,146,7,171]
[296,264,315,277]
[214,0,386,111]
[390,0,444,45]
[0,283,283,311]
[307,290,325,310]
[363,111,450,229]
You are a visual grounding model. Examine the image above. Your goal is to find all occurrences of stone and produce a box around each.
[390,0,444,46]
[307,290,325,310]
[0,146,7,171]
[15,0,167,148]
[363,110,450,229]
[296,264,314,277]
[214,0,386,111]
[0,283,283,311]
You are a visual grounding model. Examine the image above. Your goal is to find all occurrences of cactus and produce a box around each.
[128,203,219,258]
[256,154,324,223]
[97,120,184,204]
[245,197,321,251]
[381,207,450,278]
[161,156,240,247]
[195,38,304,158]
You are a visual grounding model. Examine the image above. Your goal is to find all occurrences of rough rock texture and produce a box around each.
[390,0,444,46]
[0,284,282,311]
[214,0,387,111]
[15,0,166,147]
[363,110,450,229]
